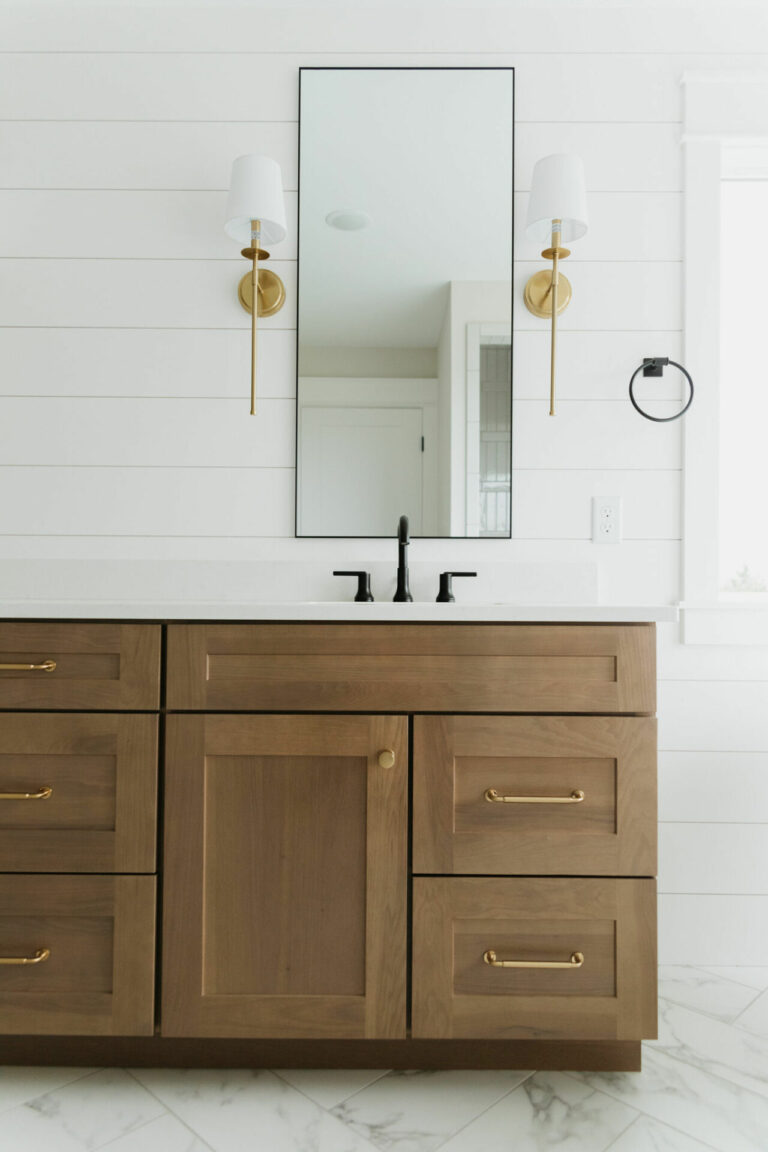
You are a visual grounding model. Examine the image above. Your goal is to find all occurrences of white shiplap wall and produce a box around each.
[2,3,768,966]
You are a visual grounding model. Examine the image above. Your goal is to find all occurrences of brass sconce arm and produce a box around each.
[523,218,572,416]
[237,219,286,416]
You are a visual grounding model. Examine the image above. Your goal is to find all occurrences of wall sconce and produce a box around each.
[225,154,287,415]
[523,154,588,415]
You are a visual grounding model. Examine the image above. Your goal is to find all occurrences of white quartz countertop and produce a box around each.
[0,601,679,622]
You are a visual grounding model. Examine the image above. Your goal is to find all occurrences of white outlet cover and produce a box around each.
[592,497,623,544]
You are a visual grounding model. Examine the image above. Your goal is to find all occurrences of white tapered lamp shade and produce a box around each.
[525,153,588,244]
[225,154,287,246]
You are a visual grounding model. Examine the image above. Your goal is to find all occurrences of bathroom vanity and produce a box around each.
[0,609,663,1070]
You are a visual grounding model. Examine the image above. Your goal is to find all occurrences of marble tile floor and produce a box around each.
[2,966,768,1152]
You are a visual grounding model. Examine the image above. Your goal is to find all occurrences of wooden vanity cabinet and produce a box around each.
[2,619,656,1070]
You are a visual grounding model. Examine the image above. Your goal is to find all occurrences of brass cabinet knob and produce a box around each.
[377,749,396,769]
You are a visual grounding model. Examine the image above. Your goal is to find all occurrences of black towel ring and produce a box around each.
[629,357,694,422]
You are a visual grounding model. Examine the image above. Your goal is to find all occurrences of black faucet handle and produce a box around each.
[333,570,374,603]
[436,571,477,603]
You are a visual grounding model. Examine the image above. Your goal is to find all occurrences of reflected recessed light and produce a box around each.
[325,209,371,231]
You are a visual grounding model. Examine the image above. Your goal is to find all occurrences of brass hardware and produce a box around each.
[0,660,56,672]
[237,218,286,416]
[484,788,585,804]
[523,219,572,415]
[483,949,584,969]
[0,786,52,800]
[522,269,572,318]
[238,268,286,318]
[0,947,50,966]
[377,749,396,769]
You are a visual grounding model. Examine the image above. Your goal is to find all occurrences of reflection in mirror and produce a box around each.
[296,67,514,537]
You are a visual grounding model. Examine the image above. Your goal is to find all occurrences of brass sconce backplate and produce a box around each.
[523,269,572,319]
[238,268,286,318]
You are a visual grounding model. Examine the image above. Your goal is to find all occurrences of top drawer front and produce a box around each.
[0,624,161,710]
[166,624,655,714]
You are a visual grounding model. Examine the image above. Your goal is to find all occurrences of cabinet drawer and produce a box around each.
[0,874,155,1035]
[0,714,157,873]
[413,716,656,876]
[166,623,655,713]
[412,877,656,1040]
[0,624,161,710]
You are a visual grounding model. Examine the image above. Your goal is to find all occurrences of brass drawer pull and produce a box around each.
[485,788,585,804]
[0,947,51,966]
[0,660,56,672]
[0,786,53,800]
[484,949,584,970]
[377,749,396,769]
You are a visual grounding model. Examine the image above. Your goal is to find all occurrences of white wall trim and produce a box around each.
[682,73,768,644]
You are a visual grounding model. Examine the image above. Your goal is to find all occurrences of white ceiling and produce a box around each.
[298,68,513,348]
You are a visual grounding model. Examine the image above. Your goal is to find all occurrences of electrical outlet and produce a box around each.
[592,497,622,544]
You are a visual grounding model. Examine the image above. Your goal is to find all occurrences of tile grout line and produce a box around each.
[0,1065,106,1117]
[603,1107,726,1152]
[594,1108,646,1152]
[122,1069,217,1152]
[624,1035,768,1115]
[689,963,768,995]
[269,1066,391,1113]
[557,1051,742,1151]
[421,1070,539,1152]
[89,1109,181,1152]
[730,988,768,1032]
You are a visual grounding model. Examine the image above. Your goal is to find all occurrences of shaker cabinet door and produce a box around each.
[162,713,408,1039]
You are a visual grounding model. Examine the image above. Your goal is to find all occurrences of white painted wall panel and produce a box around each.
[0,466,295,537]
[657,623,768,680]
[515,192,681,262]
[659,896,768,965]
[0,258,297,328]
[2,6,767,55]
[0,51,689,125]
[659,681,768,752]
[513,400,681,470]
[0,53,300,121]
[0,121,300,191]
[516,123,682,192]
[514,331,683,401]
[660,824,768,894]
[0,328,297,399]
[660,752,768,823]
[0,397,295,467]
[513,470,680,540]
[514,262,681,330]
[0,190,298,260]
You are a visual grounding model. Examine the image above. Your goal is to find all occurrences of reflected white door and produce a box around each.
[299,406,423,536]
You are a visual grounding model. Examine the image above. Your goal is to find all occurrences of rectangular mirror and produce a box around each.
[296,67,514,538]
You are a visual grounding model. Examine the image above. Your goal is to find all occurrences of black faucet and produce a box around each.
[393,514,413,602]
